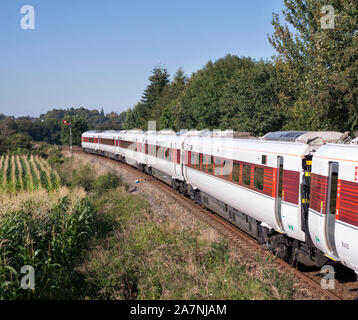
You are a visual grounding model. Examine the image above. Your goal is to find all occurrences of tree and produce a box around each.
[219,61,286,136]
[159,99,180,130]
[269,0,358,131]
[141,65,170,107]
[8,133,32,151]
[123,66,171,129]
[154,68,188,129]
[176,55,255,130]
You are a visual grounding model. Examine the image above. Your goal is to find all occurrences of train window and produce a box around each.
[214,157,224,176]
[261,155,267,165]
[194,153,198,169]
[278,161,283,198]
[232,162,240,182]
[199,153,203,170]
[329,171,338,215]
[191,152,200,169]
[242,165,251,186]
[191,152,195,167]
[165,148,169,160]
[202,154,208,172]
[222,160,232,179]
[149,144,155,156]
[207,156,214,174]
[254,167,264,190]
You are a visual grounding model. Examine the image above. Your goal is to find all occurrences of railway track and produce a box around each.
[71,147,357,300]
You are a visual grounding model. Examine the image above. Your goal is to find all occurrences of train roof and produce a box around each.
[186,134,314,158]
[261,131,344,145]
[314,142,358,163]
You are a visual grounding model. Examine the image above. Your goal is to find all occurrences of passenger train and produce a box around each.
[81,129,358,280]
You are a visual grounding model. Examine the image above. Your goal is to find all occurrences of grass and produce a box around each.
[77,188,296,300]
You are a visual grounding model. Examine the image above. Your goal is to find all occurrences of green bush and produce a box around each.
[71,163,96,191]
[93,171,122,195]
[47,148,64,167]
[57,159,96,191]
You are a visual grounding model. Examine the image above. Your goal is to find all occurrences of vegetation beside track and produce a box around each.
[0,149,296,299]
[77,186,296,300]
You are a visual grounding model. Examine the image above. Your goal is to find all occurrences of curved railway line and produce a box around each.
[71,147,357,300]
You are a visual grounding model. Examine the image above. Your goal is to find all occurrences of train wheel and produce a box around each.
[179,182,184,194]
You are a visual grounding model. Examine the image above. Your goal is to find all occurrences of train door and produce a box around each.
[95,134,99,151]
[275,156,284,230]
[173,142,180,177]
[325,162,339,257]
[181,141,186,178]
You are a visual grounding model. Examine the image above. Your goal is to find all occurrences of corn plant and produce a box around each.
[0,196,97,299]
[50,171,60,191]
[5,156,14,193]
[0,156,5,192]
[34,158,50,192]
[28,156,39,190]
[19,156,32,192]
[14,157,21,192]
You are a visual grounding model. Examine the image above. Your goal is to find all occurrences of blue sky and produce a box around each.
[0,0,285,117]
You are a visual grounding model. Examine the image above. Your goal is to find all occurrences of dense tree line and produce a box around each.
[0,107,127,153]
[122,57,289,135]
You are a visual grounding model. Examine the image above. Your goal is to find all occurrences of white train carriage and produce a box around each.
[144,130,184,185]
[117,129,144,167]
[96,130,121,159]
[183,133,314,241]
[81,130,100,152]
[309,143,358,274]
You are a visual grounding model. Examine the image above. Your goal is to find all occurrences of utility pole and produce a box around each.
[69,123,72,155]
[62,119,72,155]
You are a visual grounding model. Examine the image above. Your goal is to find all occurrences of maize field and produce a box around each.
[0,155,60,194]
